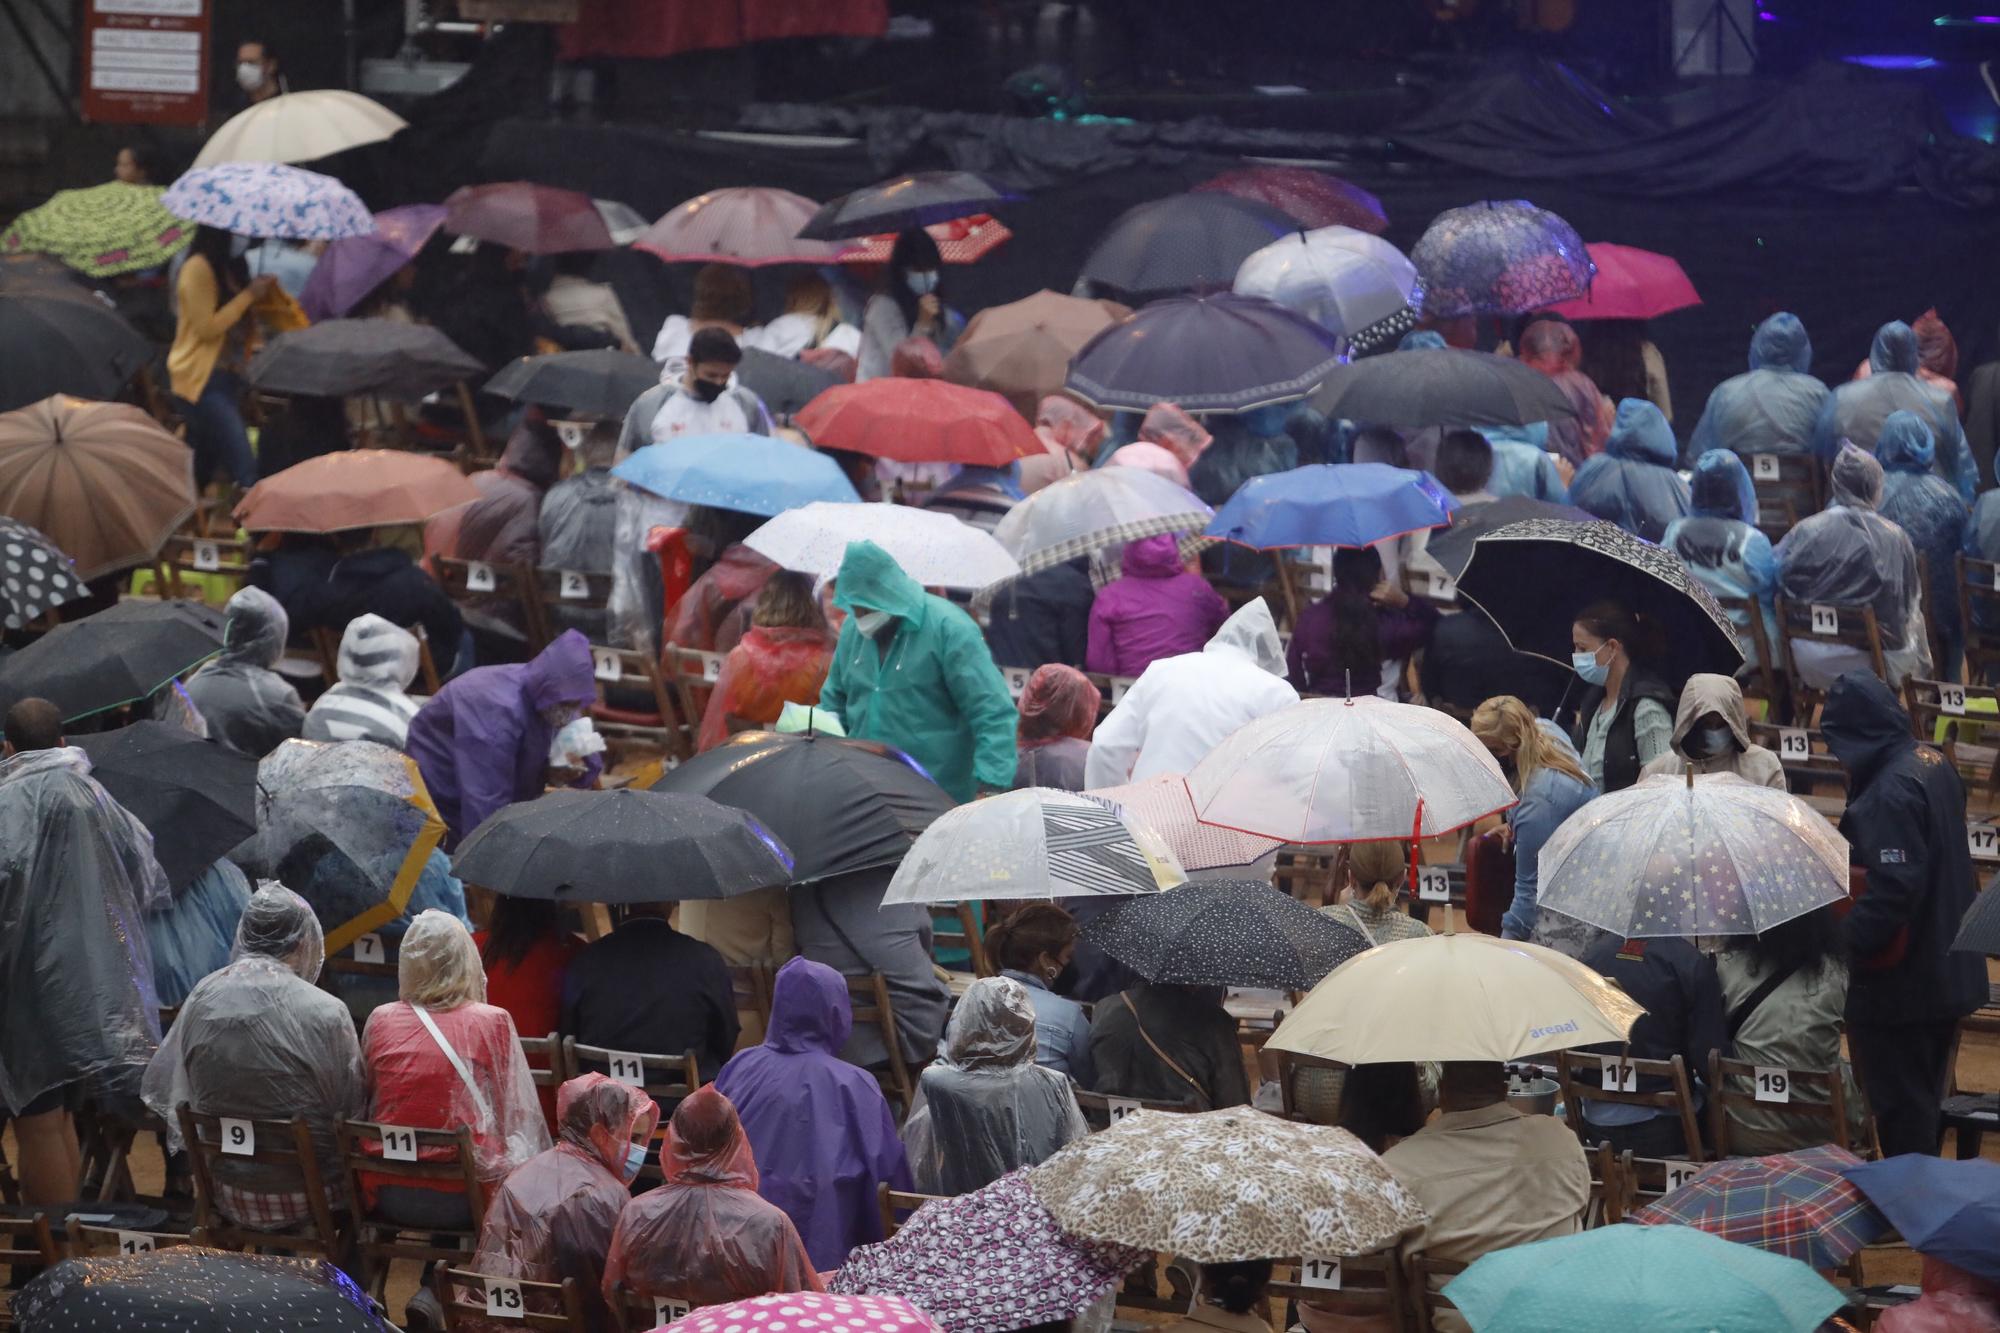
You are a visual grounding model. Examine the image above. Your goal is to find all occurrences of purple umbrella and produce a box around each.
[1064,291,1343,413]
[299,204,445,322]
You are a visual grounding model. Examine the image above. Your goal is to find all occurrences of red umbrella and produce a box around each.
[795,379,1041,466]
[1542,242,1701,321]
[1195,166,1388,235]
[633,186,840,266]
[442,182,612,255]
[836,213,1013,266]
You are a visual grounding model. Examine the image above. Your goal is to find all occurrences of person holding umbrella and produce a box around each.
[168,224,306,491]
[1566,599,1675,793]
[857,228,960,382]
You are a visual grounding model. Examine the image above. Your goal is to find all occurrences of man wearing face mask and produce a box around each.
[1638,673,1786,789]
[229,39,285,111]
[618,326,773,458]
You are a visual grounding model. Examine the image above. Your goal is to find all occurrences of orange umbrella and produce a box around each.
[0,395,195,580]
[794,379,1042,467]
[941,290,1130,418]
[234,449,480,533]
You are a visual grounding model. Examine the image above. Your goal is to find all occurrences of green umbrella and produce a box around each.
[2,182,193,278]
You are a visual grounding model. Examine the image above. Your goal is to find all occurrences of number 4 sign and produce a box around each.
[465,561,497,593]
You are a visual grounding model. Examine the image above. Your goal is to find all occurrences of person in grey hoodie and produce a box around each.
[182,586,305,758]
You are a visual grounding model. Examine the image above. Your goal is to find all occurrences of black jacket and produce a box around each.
[304,547,463,670]
[1420,607,1568,721]
[1568,665,1675,793]
[1582,934,1726,1096]
[983,560,1093,671]
[1088,983,1250,1109]
[1822,672,1988,1025]
[559,917,740,1098]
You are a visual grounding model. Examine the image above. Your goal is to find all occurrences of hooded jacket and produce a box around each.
[1638,673,1786,789]
[712,958,913,1270]
[183,586,306,759]
[1814,323,1976,501]
[985,559,1095,672]
[1875,409,1971,650]
[1685,313,1830,466]
[1663,451,1778,666]
[1820,672,1986,1024]
[302,615,421,749]
[1776,444,1925,667]
[306,543,464,673]
[1567,398,1691,543]
[456,421,564,569]
[1086,534,1228,678]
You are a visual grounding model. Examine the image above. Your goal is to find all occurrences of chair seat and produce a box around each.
[1942,1092,1999,1121]
[590,704,665,728]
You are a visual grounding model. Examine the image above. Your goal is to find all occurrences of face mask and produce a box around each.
[690,378,726,404]
[1049,959,1080,995]
[905,270,940,296]
[621,1142,647,1182]
[236,62,266,92]
[1683,720,1737,761]
[854,609,893,638]
[1571,645,1609,686]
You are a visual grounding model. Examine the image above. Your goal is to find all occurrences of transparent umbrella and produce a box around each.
[989,466,1211,576]
[881,787,1183,906]
[744,501,1019,588]
[1411,198,1593,318]
[1233,226,1421,352]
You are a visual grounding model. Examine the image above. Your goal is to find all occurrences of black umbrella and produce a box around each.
[74,721,257,892]
[15,1248,389,1332]
[1308,347,1582,430]
[1424,495,1591,579]
[248,319,484,401]
[1076,193,1293,301]
[0,288,151,413]
[1065,292,1342,413]
[646,730,954,882]
[1081,880,1368,989]
[1953,876,2000,957]
[1455,516,1744,684]
[453,787,794,903]
[484,348,659,421]
[0,599,224,722]
[736,346,840,419]
[798,171,1020,242]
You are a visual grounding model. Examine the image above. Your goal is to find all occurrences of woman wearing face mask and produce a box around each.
[1471,695,1599,941]
[856,228,961,382]
[1565,599,1674,793]
[1638,672,1785,789]
[985,905,1094,1084]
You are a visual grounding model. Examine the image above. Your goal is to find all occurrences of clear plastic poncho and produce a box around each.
[183,585,307,759]
[1875,410,1971,649]
[1566,398,1692,543]
[1662,451,1777,667]
[1775,443,1927,683]
[902,977,1088,1196]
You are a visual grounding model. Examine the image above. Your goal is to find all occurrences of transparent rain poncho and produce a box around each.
[1775,443,1927,684]
[182,585,307,759]
[1875,410,1971,652]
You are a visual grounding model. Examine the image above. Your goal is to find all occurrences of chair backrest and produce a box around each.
[1612,1150,1714,1224]
[518,1031,567,1101]
[1073,1088,1195,1132]
[606,1280,709,1333]
[535,567,615,627]
[1903,678,2000,801]
[65,1218,193,1259]
[179,1105,344,1256]
[336,1119,486,1228]
[1749,451,1823,543]
[1958,553,2000,681]
[154,531,253,604]
[1773,596,1886,715]
[1081,671,1139,718]
[877,1181,947,1237]
[1706,1050,1870,1158]
[1407,1253,1470,1333]
[0,1213,57,1269]
[1552,1049,1706,1162]
[1711,593,1781,709]
[436,556,550,646]
[1268,1249,1410,1325]
[659,642,727,728]
[1745,721,1849,800]
[726,963,773,1031]
[586,644,691,761]
[559,1040,698,1110]
[437,1265,587,1331]
[843,972,915,1118]
[928,901,991,978]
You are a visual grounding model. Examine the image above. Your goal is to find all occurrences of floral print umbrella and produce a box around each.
[162,163,375,241]
[1411,199,1592,318]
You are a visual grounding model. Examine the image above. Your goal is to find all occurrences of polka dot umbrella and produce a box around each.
[1079,879,1369,990]
[0,517,85,630]
[12,1247,388,1332]
[675,1291,944,1333]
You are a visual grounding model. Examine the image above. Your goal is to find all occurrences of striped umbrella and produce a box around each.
[881,787,1185,906]
[1631,1146,1887,1270]
[2,182,192,278]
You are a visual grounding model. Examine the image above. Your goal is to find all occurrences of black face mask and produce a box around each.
[1049,959,1081,996]
[690,378,726,404]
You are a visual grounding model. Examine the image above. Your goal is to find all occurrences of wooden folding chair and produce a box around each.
[1958,553,2000,684]
[1902,678,2000,811]
[1773,597,1886,720]
[877,1182,947,1237]
[1408,1253,1470,1333]
[1708,1051,1875,1158]
[65,1218,193,1259]
[437,1265,588,1331]
[437,556,549,648]
[560,1042,699,1186]
[533,567,614,645]
[1749,451,1823,544]
[1553,1050,1706,1162]
[1270,1250,1412,1330]
[152,531,253,605]
[519,1031,567,1107]
[607,1280,700,1333]
[0,1213,58,1323]
[179,1106,345,1258]
[928,901,991,977]
[1940,1018,2000,1159]
[336,1119,485,1300]
[1072,1089,1195,1132]
[585,643,693,763]
[843,972,916,1119]
[1611,1151,1712,1224]
[1713,593,1783,719]
[659,643,727,742]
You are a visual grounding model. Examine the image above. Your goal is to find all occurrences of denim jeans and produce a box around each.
[175,369,257,489]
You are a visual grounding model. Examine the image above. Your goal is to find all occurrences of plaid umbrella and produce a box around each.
[837,214,1012,266]
[2,182,192,278]
[1631,1146,1887,1270]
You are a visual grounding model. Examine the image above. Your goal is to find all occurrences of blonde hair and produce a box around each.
[783,272,841,350]
[397,910,487,1010]
[1470,695,1588,793]
[1347,840,1408,912]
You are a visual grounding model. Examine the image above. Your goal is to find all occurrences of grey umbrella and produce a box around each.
[248,319,484,401]
[1076,193,1294,301]
[736,346,840,419]
[483,348,659,421]
[1308,346,1582,430]
[798,171,1019,242]
[1081,880,1369,989]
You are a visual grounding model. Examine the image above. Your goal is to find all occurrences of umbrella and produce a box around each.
[1843,1155,2000,1285]
[0,396,195,578]
[829,1170,1146,1332]
[1630,1147,1886,1271]
[647,730,955,883]
[591,198,649,245]
[443,182,612,255]
[744,501,1019,589]
[1266,931,1645,1064]
[1537,772,1849,939]
[1542,242,1701,322]
[681,1294,942,1333]
[0,293,152,412]
[298,203,446,322]
[73,721,258,892]
[1307,347,1582,430]
[1454,516,1745,682]
[795,379,1041,467]
[452,788,793,903]
[940,289,1130,417]
[1187,696,1516,844]
[14,1248,389,1332]
[0,251,83,292]
[1086,773,1284,872]
[1075,193,1294,300]
[1195,166,1389,235]
[1081,880,1368,989]
[194,90,407,167]
[161,163,375,241]
[1412,199,1594,318]
[734,346,842,419]
[634,186,838,266]
[0,600,224,723]
[882,787,1184,907]
[1233,226,1420,352]
[0,517,86,630]
[990,466,1211,574]
[611,433,860,517]
[798,171,1020,242]
[484,348,659,421]
[1028,1108,1428,1264]
[1065,292,1343,414]
[248,320,485,401]
[234,450,480,534]
[1204,463,1454,550]
[1422,494,1591,579]
[1953,878,2000,956]
[837,213,1012,266]
[1,182,193,278]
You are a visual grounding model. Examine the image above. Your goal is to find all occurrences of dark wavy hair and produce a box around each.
[1201,1260,1274,1315]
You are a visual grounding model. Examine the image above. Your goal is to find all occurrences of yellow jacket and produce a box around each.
[167,254,308,402]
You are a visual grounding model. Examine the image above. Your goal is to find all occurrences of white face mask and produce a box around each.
[621,1141,647,1182]
[905,270,940,296]
[854,609,893,638]
[236,62,266,93]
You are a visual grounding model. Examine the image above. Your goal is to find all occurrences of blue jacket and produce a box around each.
[1813,322,1976,501]
[1502,723,1598,942]
[1664,451,1778,665]
[1685,312,1829,466]
[1568,398,1691,543]
[1001,969,1095,1086]
[1875,409,1970,646]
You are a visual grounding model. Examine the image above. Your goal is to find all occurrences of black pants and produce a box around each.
[1849,1019,1958,1157]
[1582,1111,1690,1159]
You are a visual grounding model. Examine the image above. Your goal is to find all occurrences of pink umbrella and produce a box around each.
[1195,166,1389,235]
[1090,772,1284,872]
[678,1293,942,1333]
[1542,242,1701,321]
[442,182,612,255]
[634,186,839,266]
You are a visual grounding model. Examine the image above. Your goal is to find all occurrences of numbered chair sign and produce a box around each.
[1417,867,1450,903]
[1809,605,1839,636]
[379,1125,420,1162]
[606,1051,647,1087]
[1971,825,1999,859]
[1104,1097,1142,1124]
[191,540,221,572]
[352,933,386,966]
[1940,684,1968,716]
[117,1231,155,1255]
[1752,453,1780,481]
[1754,1067,1791,1104]
[1777,728,1810,761]
[1601,1061,1639,1093]
[1003,666,1031,699]
[1109,677,1135,705]
[219,1118,256,1156]
[1662,1161,1702,1192]
[700,651,724,683]
[485,1278,525,1319]
[593,649,623,683]
[558,569,590,601]
[655,1297,692,1322]
[1298,1256,1343,1291]
[1430,573,1456,602]
[465,561,497,593]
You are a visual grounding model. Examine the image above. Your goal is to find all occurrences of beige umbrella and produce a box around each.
[0,395,195,580]
[234,450,479,534]
[942,290,1130,418]
[1266,930,1645,1065]
[193,90,407,168]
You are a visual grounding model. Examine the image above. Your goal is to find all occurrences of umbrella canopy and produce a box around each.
[0,396,195,578]
[611,433,860,517]
[1187,696,1516,844]
[634,186,838,266]
[1443,1224,1848,1333]
[452,788,793,903]
[1028,1108,1428,1264]
[1631,1147,1886,1271]
[443,182,612,255]
[1842,1155,2000,1286]
[734,346,842,420]
[798,171,1019,242]
[194,90,406,167]
[14,1248,389,1333]
[795,378,1041,466]
[1204,463,1454,550]
[1538,772,1849,939]
[1081,879,1368,989]
[1233,227,1420,352]
[1543,242,1701,322]
[161,163,375,241]
[940,289,1130,418]
[991,466,1211,574]
[744,501,1019,588]
[1267,931,1645,1064]
[1308,346,1582,430]
[592,198,649,245]
[483,348,658,421]
[1412,199,1594,318]
[682,1294,942,1333]
[74,721,258,892]
[298,203,446,322]
[1422,494,1592,579]
[0,251,83,293]
[1,182,192,278]
[882,787,1184,907]
[830,1170,1147,1333]
[248,320,484,401]
[1076,193,1294,300]
[1195,166,1389,235]
[837,214,1012,266]
[0,294,152,413]
[0,599,224,723]
[1087,773,1284,873]
[234,450,480,534]
[646,730,955,883]
[0,517,86,630]
[1065,292,1343,414]
[1454,516,1745,681]
[1953,878,2000,956]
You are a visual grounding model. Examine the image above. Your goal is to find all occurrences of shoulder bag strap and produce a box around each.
[1725,962,1802,1044]
[1115,991,1213,1111]
[410,1003,496,1131]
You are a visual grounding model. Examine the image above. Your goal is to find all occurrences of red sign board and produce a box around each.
[82,0,210,126]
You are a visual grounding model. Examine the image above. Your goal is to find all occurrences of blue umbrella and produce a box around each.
[611,434,861,518]
[1203,463,1456,549]
[1843,1155,2000,1285]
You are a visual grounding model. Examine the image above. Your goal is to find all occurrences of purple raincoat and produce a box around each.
[712,958,912,1271]
[405,630,601,847]
[1085,534,1228,678]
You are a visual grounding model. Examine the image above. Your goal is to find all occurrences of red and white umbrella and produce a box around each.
[836,213,1013,266]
